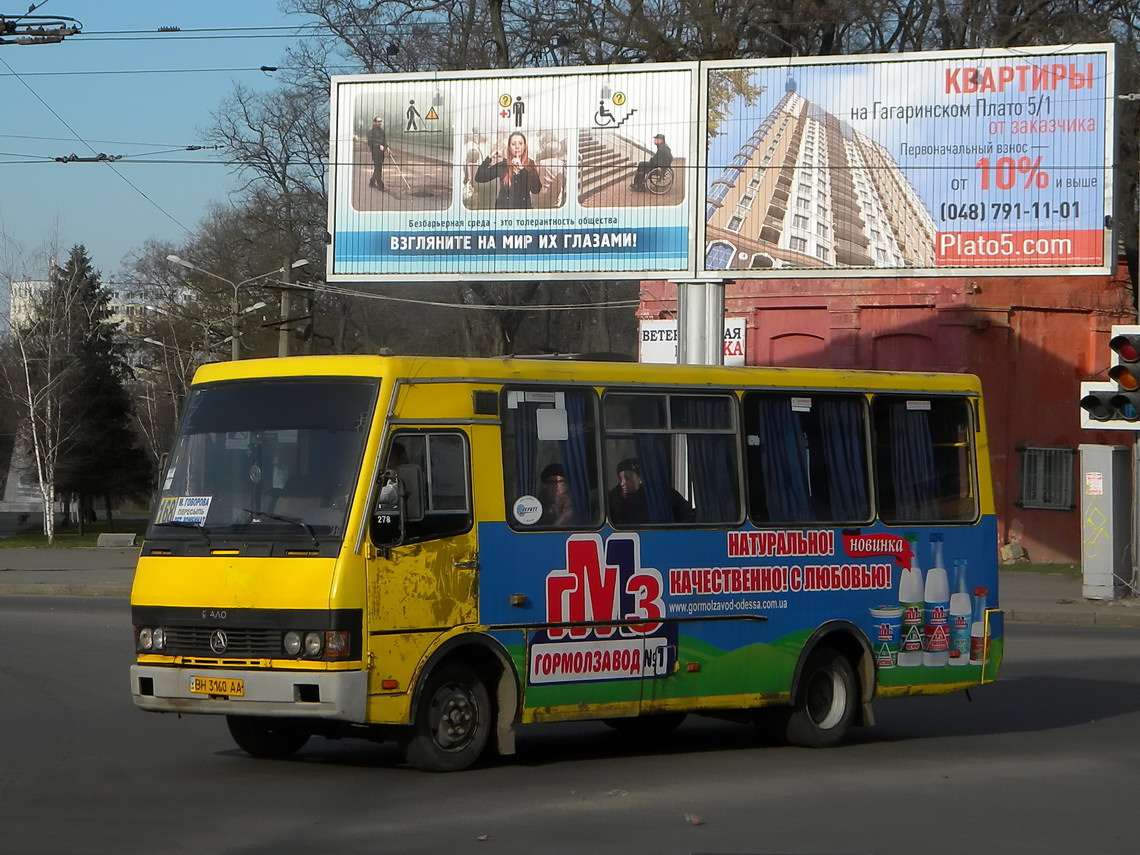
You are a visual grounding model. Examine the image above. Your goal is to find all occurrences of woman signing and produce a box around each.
[474,131,543,209]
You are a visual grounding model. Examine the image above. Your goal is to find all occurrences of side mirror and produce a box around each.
[396,463,425,523]
[371,463,426,548]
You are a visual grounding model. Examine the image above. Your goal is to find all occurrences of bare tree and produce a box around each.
[0,267,84,542]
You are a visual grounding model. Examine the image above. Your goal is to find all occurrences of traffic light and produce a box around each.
[1080,386,1119,422]
[1109,390,1140,421]
[1108,332,1140,391]
[1080,325,1140,429]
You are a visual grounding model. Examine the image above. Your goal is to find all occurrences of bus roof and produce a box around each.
[191,354,983,395]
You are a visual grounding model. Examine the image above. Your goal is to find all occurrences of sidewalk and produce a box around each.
[0,548,138,597]
[1,547,1139,627]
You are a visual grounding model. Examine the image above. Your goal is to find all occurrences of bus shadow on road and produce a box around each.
[211,675,1138,770]
[220,716,785,771]
[862,675,1140,743]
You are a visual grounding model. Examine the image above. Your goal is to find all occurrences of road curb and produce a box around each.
[0,585,131,598]
[1005,607,1140,628]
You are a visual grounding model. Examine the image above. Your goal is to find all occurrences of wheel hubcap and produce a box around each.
[806,669,845,730]
[431,683,477,750]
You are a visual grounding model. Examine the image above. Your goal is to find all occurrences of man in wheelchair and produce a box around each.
[631,133,673,192]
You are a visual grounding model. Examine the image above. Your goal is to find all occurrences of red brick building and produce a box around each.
[639,256,1136,563]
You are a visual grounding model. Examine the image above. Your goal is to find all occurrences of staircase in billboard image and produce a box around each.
[577,129,647,203]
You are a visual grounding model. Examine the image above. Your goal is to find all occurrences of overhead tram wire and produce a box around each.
[0,66,295,77]
[291,280,641,313]
[0,132,207,147]
[0,52,191,237]
[73,25,323,43]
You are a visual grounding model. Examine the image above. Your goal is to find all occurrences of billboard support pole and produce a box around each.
[675,280,726,366]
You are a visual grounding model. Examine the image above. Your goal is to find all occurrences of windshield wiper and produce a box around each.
[154,520,212,546]
[242,508,320,547]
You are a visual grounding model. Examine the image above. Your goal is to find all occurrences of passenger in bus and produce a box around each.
[538,463,574,526]
[609,457,692,525]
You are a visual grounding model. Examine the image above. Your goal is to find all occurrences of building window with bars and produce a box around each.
[1016,446,1075,510]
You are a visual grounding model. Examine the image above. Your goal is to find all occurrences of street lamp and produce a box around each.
[165,256,309,360]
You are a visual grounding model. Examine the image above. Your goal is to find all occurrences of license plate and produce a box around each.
[189,675,245,697]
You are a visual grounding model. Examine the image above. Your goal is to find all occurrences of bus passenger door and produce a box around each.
[523,532,666,723]
[366,429,478,636]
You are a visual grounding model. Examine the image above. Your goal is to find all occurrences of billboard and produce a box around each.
[328,63,699,281]
[702,44,1115,278]
[327,45,1115,283]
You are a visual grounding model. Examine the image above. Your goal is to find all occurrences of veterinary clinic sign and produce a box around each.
[639,317,746,365]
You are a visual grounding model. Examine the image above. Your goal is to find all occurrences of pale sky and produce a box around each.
[0,1,311,281]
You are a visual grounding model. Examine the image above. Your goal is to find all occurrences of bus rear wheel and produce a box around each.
[785,647,856,748]
[404,664,491,772]
[226,715,310,759]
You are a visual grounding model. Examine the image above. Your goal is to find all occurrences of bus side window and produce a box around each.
[602,392,740,527]
[501,388,601,531]
[872,395,977,523]
[744,392,871,525]
[372,432,472,546]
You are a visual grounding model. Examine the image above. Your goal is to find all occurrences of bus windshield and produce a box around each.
[148,378,378,544]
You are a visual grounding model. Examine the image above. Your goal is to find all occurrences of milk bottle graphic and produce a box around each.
[948,559,971,665]
[897,534,924,667]
[969,586,990,664]
[922,534,950,666]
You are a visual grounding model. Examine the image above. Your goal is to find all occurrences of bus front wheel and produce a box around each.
[404,663,491,772]
[226,715,310,759]
[785,647,856,748]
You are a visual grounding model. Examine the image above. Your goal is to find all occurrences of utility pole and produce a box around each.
[278,259,292,357]
[676,281,726,366]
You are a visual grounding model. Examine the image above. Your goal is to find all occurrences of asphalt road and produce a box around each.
[2,596,1138,855]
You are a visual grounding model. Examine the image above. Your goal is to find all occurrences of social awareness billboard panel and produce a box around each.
[702,45,1114,277]
[328,64,699,281]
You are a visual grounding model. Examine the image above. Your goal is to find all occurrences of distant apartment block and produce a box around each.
[705,83,936,272]
[6,280,49,331]
[106,285,148,336]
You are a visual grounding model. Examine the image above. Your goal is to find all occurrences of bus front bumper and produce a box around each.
[131,665,367,721]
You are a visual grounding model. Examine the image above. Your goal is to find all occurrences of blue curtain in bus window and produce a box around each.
[888,401,938,519]
[559,393,591,524]
[675,397,738,523]
[514,401,540,497]
[632,434,673,523]
[756,398,812,521]
[818,398,869,520]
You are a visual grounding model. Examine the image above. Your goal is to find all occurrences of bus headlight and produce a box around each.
[283,631,302,656]
[152,628,166,651]
[138,627,153,650]
[304,631,323,656]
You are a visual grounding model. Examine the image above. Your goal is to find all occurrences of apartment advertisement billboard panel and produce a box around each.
[328,64,698,281]
[702,44,1115,278]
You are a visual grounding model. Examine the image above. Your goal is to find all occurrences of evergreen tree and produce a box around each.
[52,246,152,531]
